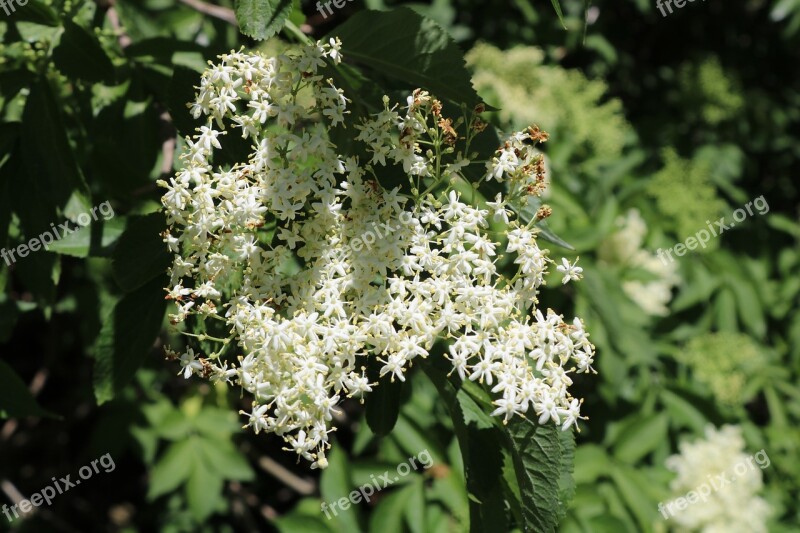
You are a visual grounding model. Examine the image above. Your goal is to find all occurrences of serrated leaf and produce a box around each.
[422,361,507,533]
[92,276,167,404]
[112,212,171,293]
[234,0,293,41]
[331,8,482,105]
[456,387,496,429]
[506,414,572,533]
[21,80,85,216]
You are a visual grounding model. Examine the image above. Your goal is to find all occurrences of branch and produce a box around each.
[178,0,237,25]
[257,456,316,495]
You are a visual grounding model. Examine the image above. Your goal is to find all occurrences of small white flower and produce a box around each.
[178,348,204,379]
[486,193,510,224]
[556,257,583,284]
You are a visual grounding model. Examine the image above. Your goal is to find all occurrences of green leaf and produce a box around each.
[728,271,766,339]
[7,0,59,26]
[125,37,207,65]
[186,445,225,521]
[92,275,167,404]
[320,446,361,533]
[369,482,415,532]
[391,415,446,466]
[168,65,203,139]
[53,19,115,83]
[404,476,426,533]
[47,216,126,258]
[191,406,243,437]
[152,405,192,440]
[611,413,668,464]
[276,508,335,533]
[112,212,171,293]
[196,436,255,482]
[365,356,404,437]
[550,0,567,29]
[660,388,708,432]
[608,464,660,531]
[573,444,610,484]
[422,361,507,533]
[714,287,738,332]
[508,194,574,250]
[506,414,573,533]
[0,360,56,419]
[234,0,294,41]
[148,439,195,499]
[456,387,496,429]
[332,8,482,105]
[21,80,85,217]
[0,296,19,343]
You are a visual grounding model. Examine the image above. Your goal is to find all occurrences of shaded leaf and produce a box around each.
[112,212,170,293]
[0,360,56,419]
[332,8,482,105]
[92,275,168,404]
[53,20,115,83]
[365,355,404,437]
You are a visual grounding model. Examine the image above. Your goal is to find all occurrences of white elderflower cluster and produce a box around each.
[665,425,771,532]
[599,209,679,316]
[160,40,595,468]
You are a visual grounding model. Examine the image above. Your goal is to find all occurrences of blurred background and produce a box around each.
[1,0,799,531]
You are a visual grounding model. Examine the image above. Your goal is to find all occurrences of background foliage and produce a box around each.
[1,0,798,531]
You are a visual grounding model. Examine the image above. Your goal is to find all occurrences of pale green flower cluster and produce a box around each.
[160,41,595,468]
[465,43,631,166]
[599,209,679,316]
[666,425,770,533]
[649,148,727,245]
[677,57,744,126]
[678,333,765,407]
